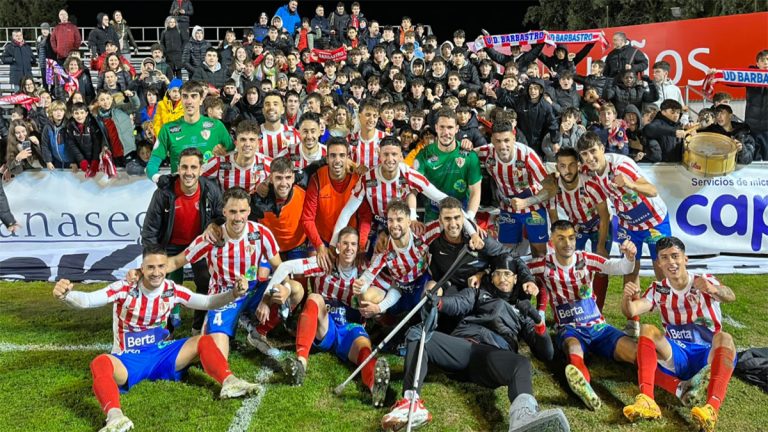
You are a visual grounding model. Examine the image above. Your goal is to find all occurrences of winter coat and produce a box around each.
[0,180,16,228]
[111,20,138,54]
[329,11,350,40]
[515,91,560,155]
[538,43,594,76]
[192,62,229,89]
[745,65,768,133]
[53,69,96,104]
[169,0,194,26]
[543,81,580,116]
[604,76,659,117]
[141,174,223,247]
[153,96,184,137]
[93,93,140,156]
[603,44,649,79]
[87,14,120,57]
[311,15,331,38]
[456,113,487,148]
[65,116,106,163]
[40,120,71,167]
[253,24,270,42]
[700,121,756,165]
[454,60,481,92]
[234,98,265,125]
[182,38,211,73]
[274,4,301,35]
[642,112,684,162]
[574,74,611,98]
[542,124,586,162]
[160,27,184,70]
[484,43,544,72]
[1,42,34,86]
[50,22,81,60]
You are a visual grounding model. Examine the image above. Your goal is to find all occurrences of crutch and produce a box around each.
[405,305,433,432]
[333,245,470,395]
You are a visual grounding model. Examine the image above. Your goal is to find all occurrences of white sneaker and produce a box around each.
[98,414,134,432]
[509,394,570,432]
[219,375,262,399]
[381,397,432,431]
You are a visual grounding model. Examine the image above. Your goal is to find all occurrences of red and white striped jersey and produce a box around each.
[553,173,607,232]
[352,163,431,219]
[475,143,548,213]
[582,153,667,231]
[103,279,195,353]
[260,123,301,158]
[361,221,441,289]
[278,143,327,170]
[201,152,272,193]
[185,221,280,294]
[642,273,723,342]
[528,251,610,328]
[347,129,387,168]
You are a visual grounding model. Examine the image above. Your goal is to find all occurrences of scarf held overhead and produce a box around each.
[703,68,768,98]
[479,30,607,50]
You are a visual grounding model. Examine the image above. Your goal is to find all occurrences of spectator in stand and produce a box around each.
[217,30,237,71]
[40,100,71,169]
[589,102,629,155]
[329,2,350,47]
[311,5,331,48]
[648,60,688,125]
[700,104,755,164]
[134,57,170,105]
[111,11,139,61]
[37,23,53,91]
[603,32,648,79]
[192,48,229,91]
[90,40,135,74]
[4,119,44,179]
[56,56,95,104]
[275,0,301,36]
[515,79,559,157]
[294,17,315,51]
[65,102,107,176]
[604,70,658,117]
[491,72,522,110]
[98,54,134,92]
[481,40,544,73]
[92,89,139,167]
[544,70,580,116]
[153,78,184,136]
[745,50,768,161]
[50,9,81,63]
[542,106,585,162]
[125,139,153,176]
[642,99,685,162]
[2,30,35,92]
[711,92,732,108]
[455,105,487,149]
[169,0,193,42]
[696,107,715,128]
[623,105,647,162]
[183,26,211,76]
[88,13,120,59]
[160,19,184,79]
[253,12,270,42]
[139,89,160,126]
[234,86,265,125]
[580,85,603,125]
[452,49,481,92]
[255,50,278,86]
[538,43,595,77]
[575,59,610,98]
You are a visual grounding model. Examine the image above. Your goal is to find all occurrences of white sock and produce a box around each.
[403,389,419,401]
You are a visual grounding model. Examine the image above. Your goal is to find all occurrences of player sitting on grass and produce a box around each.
[53,246,260,432]
[266,227,391,407]
[528,220,638,411]
[622,236,737,432]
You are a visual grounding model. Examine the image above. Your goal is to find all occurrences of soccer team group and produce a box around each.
[53,80,739,432]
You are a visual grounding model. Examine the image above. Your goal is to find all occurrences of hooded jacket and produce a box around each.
[87,13,120,57]
[538,43,594,76]
[745,65,768,133]
[182,29,211,72]
[515,82,560,155]
[604,75,659,117]
[65,115,106,163]
[603,44,649,78]
[642,111,684,163]
[453,60,481,92]
[456,112,488,148]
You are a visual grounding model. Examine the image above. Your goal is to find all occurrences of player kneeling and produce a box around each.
[53,246,261,432]
[265,227,391,407]
[622,236,737,432]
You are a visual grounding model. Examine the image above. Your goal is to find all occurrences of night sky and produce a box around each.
[65,0,538,43]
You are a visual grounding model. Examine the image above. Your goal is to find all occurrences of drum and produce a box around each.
[683,132,737,177]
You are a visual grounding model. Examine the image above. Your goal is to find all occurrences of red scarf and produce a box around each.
[65,68,84,95]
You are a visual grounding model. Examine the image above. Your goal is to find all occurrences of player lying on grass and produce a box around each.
[53,245,260,432]
[265,227,391,407]
[528,219,638,411]
[622,236,737,432]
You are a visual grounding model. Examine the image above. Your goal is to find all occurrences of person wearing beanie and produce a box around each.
[182,25,211,75]
[153,78,184,137]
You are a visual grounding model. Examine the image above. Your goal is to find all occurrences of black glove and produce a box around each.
[515,299,542,325]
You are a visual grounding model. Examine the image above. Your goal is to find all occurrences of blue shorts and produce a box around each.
[659,338,712,381]
[114,338,188,391]
[386,273,430,316]
[576,229,612,254]
[315,302,369,362]
[281,242,315,261]
[557,324,626,360]
[204,281,268,337]
[498,208,549,244]
[615,213,671,261]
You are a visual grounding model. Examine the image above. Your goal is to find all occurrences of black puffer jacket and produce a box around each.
[484,43,544,72]
[141,174,223,247]
[456,112,487,148]
[182,38,212,73]
[515,87,560,155]
[745,65,768,133]
[700,121,756,165]
[538,43,594,76]
[1,41,34,86]
[642,112,683,163]
[64,116,106,163]
[453,60,481,92]
[87,14,120,57]
[604,76,659,117]
[544,81,580,116]
[603,44,649,79]
[160,27,184,70]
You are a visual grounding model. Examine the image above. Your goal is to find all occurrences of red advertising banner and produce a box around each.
[541,12,768,100]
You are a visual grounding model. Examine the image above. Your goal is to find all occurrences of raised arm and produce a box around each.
[53,279,112,309]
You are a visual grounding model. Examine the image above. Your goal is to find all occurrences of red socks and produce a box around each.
[536,288,548,313]
[569,354,591,382]
[90,354,121,414]
[593,274,609,311]
[296,300,319,360]
[654,369,681,396]
[198,334,233,384]
[637,336,658,398]
[707,347,735,411]
[356,346,376,390]
[256,305,281,336]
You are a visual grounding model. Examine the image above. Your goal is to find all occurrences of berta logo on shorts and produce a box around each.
[123,327,169,350]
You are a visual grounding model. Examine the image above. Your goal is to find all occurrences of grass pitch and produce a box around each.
[1,275,767,431]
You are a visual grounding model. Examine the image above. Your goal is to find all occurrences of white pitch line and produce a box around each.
[0,341,111,353]
[226,363,279,432]
[723,314,746,329]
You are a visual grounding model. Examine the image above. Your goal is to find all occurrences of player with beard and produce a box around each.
[201,120,272,193]
[347,98,388,170]
[260,91,302,158]
[622,237,737,432]
[265,227,392,407]
[577,132,670,338]
[55,246,260,432]
[528,220,638,411]
[279,112,327,169]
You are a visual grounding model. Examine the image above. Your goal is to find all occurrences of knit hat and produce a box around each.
[168,78,183,91]
[40,22,50,30]
[192,25,204,36]
[142,57,156,67]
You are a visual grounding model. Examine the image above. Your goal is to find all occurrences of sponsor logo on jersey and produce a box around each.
[515,160,526,169]
[621,191,638,204]
[169,125,182,133]
[219,162,232,170]
[453,179,467,193]
[668,327,694,341]
[365,179,379,188]
[203,121,214,129]
[247,231,261,242]
[656,284,671,295]
[579,284,592,299]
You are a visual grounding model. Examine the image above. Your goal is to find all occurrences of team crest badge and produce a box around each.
[455,157,465,168]
[201,130,211,140]
[515,160,526,169]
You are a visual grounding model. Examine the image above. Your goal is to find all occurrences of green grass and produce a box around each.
[1,276,767,431]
